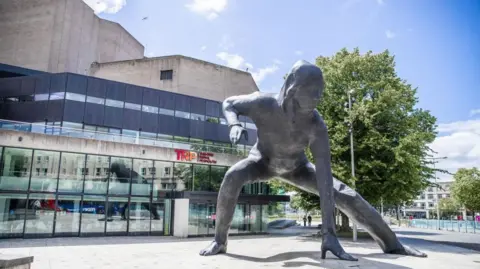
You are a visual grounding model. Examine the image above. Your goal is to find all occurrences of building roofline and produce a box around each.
[92,54,252,75]
[98,18,145,51]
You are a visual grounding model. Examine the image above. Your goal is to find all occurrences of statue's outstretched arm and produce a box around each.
[310,114,357,261]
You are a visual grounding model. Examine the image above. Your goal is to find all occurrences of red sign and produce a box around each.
[174,149,217,164]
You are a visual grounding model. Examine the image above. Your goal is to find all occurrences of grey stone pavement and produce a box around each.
[0,225,479,269]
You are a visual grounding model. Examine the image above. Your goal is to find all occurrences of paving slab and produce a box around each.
[0,234,479,269]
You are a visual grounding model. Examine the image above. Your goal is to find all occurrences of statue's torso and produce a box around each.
[245,94,316,174]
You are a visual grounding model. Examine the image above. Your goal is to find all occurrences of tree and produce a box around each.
[437,197,461,218]
[452,167,480,213]
[274,48,439,230]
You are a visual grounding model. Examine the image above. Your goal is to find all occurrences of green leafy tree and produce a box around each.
[452,167,480,213]
[438,197,461,216]
[274,48,439,230]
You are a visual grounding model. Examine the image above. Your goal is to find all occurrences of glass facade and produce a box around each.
[0,146,277,238]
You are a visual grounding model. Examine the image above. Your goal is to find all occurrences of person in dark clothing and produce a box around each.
[308,215,312,227]
[303,215,307,226]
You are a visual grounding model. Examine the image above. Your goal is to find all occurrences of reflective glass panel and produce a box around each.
[174,110,190,119]
[173,163,192,191]
[210,166,227,192]
[128,196,151,233]
[30,150,60,192]
[65,93,86,102]
[153,161,174,193]
[250,205,262,233]
[0,193,27,238]
[0,147,32,191]
[142,105,158,114]
[24,193,55,235]
[188,203,199,235]
[131,159,153,196]
[34,94,49,101]
[190,113,205,121]
[105,99,124,108]
[80,195,106,235]
[86,96,105,105]
[246,122,257,130]
[125,102,141,111]
[106,196,128,233]
[58,153,85,193]
[109,157,132,195]
[55,195,81,235]
[150,202,164,233]
[83,155,109,194]
[159,108,174,116]
[192,165,209,191]
[49,92,65,100]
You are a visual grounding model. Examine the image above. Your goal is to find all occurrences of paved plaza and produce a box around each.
[0,228,479,269]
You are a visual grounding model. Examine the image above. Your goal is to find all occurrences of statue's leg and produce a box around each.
[199,156,270,256]
[282,162,427,257]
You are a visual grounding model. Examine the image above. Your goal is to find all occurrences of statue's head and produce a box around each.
[278,60,324,116]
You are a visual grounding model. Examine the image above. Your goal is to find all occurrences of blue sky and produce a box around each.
[86,0,480,179]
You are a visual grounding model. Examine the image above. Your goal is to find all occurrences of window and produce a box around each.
[159,108,174,116]
[429,203,434,208]
[206,116,219,123]
[105,99,124,108]
[19,95,34,102]
[246,122,257,130]
[220,118,227,125]
[428,194,433,199]
[4,97,19,102]
[65,93,86,102]
[190,113,205,121]
[34,94,49,101]
[142,105,159,114]
[141,168,146,176]
[427,187,433,192]
[86,96,105,105]
[160,70,173,80]
[174,110,190,119]
[125,102,141,111]
[49,92,65,100]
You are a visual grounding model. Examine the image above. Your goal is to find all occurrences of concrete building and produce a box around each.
[90,55,259,102]
[0,0,259,102]
[0,0,144,74]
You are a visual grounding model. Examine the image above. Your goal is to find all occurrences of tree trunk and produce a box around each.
[337,211,352,232]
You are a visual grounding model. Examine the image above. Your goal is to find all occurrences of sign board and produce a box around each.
[174,149,217,164]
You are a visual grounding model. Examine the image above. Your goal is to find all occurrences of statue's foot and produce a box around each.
[199,241,227,256]
[387,244,427,258]
[321,233,358,261]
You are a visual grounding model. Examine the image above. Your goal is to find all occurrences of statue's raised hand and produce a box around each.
[229,124,248,144]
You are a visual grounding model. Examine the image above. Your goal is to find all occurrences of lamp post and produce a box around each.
[346,88,357,242]
[427,156,447,229]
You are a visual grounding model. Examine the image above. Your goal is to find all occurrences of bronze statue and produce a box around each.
[199,60,427,261]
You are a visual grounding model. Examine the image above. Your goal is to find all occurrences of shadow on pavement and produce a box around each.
[225,251,413,269]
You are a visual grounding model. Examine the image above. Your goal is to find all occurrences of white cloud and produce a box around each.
[216,52,245,69]
[376,0,384,5]
[385,30,396,39]
[185,0,227,20]
[470,109,480,117]
[83,0,126,14]
[245,63,253,69]
[251,64,279,84]
[294,50,303,56]
[219,35,234,51]
[273,59,282,65]
[429,118,480,182]
[200,46,207,51]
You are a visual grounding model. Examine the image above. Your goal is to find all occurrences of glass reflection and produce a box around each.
[131,159,152,196]
[173,163,192,191]
[55,195,81,235]
[83,155,109,194]
[250,205,262,233]
[210,166,227,192]
[58,153,85,193]
[0,147,32,191]
[153,161,174,193]
[106,196,128,234]
[30,150,60,192]
[0,193,27,238]
[193,165,209,191]
[128,197,150,233]
[109,157,131,195]
[80,195,106,235]
[150,202,164,234]
[24,193,55,236]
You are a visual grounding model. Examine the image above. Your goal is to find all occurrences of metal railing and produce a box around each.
[0,119,248,157]
[400,218,479,234]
